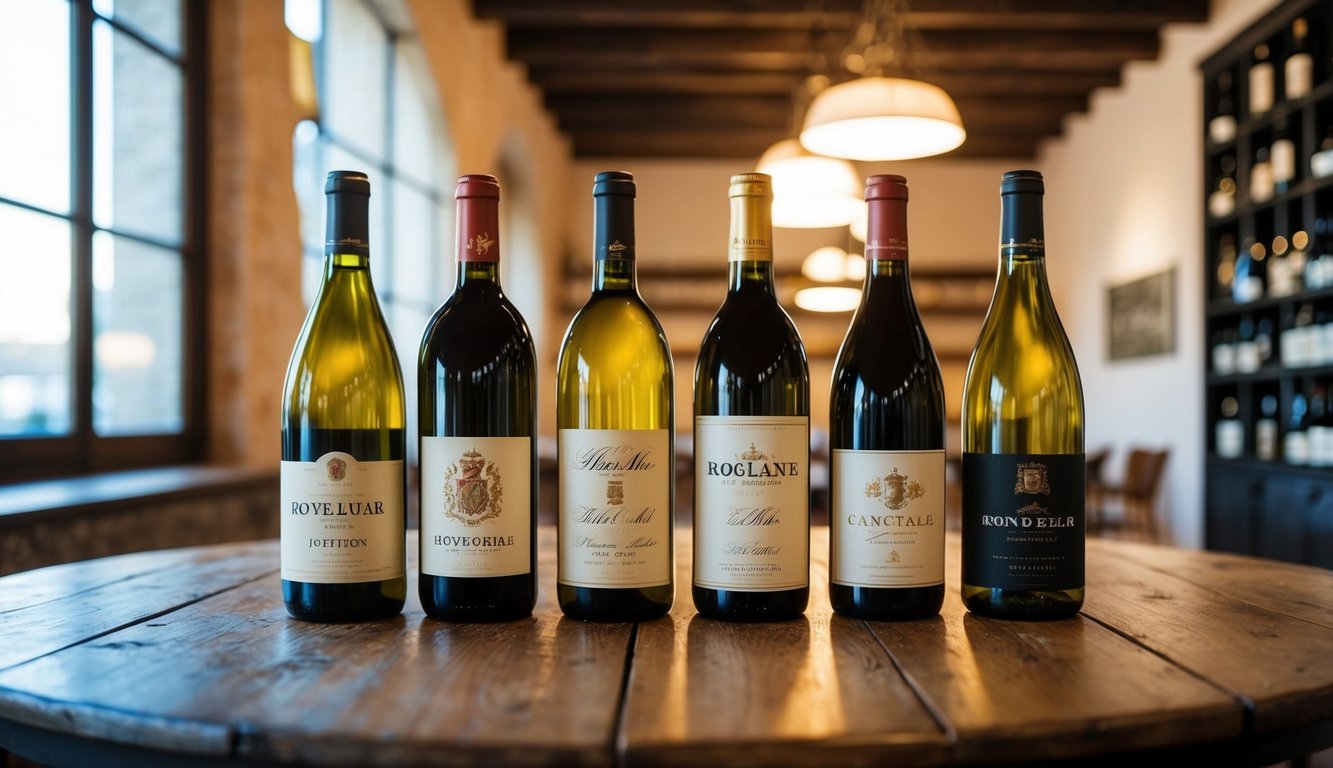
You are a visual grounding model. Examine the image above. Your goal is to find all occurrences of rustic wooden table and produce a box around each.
[0,527,1330,767]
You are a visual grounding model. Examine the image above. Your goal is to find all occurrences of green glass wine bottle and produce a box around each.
[280,170,407,622]
[962,170,1085,620]
[556,171,675,621]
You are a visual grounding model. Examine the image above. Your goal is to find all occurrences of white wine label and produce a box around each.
[281,453,404,583]
[694,415,809,592]
[558,429,672,589]
[420,436,532,578]
[831,449,945,588]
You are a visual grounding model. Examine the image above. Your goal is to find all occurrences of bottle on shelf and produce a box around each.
[1236,316,1260,373]
[1251,146,1275,204]
[1215,232,1238,298]
[1308,386,1333,467]
[1256,394,1279,462]
[1286,392,1310,466]
[1268,233,1296,298]
[1213,327,1238,375]
[1249,42,1275,116]
[1318,308,1333,366]
[1285,17,1313,101]
[962,170,1084,620]
[828,174,945,622]
[1271,124,1296,195]
[1208,155,1237,218]
[1256,316,1275,366]
[1233,238,1265,303]
[1294,302,1317,367]
[1209,70,1238,144]
[1312,129,1333,179]
[693,173,811,622]
[417,174,538,622]
[280,170,407,622]
[1215,395,1244,459]
[556,171,675,622]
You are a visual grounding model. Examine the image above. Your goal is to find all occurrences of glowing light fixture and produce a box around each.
[795,286,863,313]
[800,0,965,161]
[849,203,868,242]
[757,139,863,229]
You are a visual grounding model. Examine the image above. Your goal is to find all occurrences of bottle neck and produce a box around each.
[455,195,501,288]
[727,194,775,293]
[995,191,1051,300]
[324,190,373,281]
[593,194,636,292]
[863,195,911,298]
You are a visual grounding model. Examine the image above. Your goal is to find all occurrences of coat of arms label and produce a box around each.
[864,467,925,510]
[443,449,503,527]
[1014,462,1052,495]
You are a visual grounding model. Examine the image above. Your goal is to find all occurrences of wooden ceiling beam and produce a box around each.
[475,0,1207,31]
[565,128,1048,159]
[531,69,1121,99]
[505,28,1160,72]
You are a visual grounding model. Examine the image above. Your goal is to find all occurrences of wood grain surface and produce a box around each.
[0,528,1329,767]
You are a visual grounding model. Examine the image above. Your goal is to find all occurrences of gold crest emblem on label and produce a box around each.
[443,449,503,527]
[737,442,769,461]
[326,456,347,482]
[864,467,925,510]
[1014,462,1052,495]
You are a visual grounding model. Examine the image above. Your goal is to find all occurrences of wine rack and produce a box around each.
[1201,0,1333,567]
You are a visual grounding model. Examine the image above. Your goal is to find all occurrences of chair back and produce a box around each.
[1124,449,1169,500]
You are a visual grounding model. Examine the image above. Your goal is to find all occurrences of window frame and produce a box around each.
[0,0,207,482]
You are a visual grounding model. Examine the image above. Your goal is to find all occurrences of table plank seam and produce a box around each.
[612,621,641,768]
[862,618,959,754]
[1095,547,1333,633]
[0,567,279,677]
[0,554,199,618]
[1078,610,1259,732]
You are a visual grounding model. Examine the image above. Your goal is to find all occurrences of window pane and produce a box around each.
[324,0,386,161]
[293,120,324,255]
[392,41,442,189]
[92,233,183,435]
[94,21,184,244]
[0,0,71,213]
[92,0,181,57]
[390,181,438,307]
[390,303,428,465]
[0,205,72,437]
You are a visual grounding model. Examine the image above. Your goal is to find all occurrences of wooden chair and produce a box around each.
[1085,446,1111,529]
[1094,448,1170,542]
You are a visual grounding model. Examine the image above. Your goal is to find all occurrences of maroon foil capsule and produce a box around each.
[455,174,501,263]
[865,173,908,262]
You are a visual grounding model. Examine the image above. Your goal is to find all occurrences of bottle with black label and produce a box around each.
[962,170,1085,620]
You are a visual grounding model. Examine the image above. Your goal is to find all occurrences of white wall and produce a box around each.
[1039,0,1282,548]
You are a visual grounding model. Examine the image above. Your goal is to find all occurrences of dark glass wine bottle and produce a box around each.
[556,171,675,621]
[829,174,946,621]
[280,170,407,622]
[962,170,1085,620]
[418,174,537,622]
[692,172,811,622]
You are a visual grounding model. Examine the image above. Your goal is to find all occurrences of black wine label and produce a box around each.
[963,453,1084,591]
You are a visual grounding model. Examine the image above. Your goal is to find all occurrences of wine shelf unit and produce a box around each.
[1201,0,1333,569]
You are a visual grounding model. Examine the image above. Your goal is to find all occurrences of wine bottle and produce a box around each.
[556,171,674,621]
[418,174,537,622]
[1250,43,1274,116]
[692,172,810,622]
[829,174,945,621]
[1286,17,1313,101]
[962,170,1085,620]
[1208,71,1237,145]
[280,170,406,622]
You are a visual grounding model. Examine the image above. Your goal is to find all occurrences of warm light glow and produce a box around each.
[849,202,868,242]
[802,246,851,282]
[800,77,966,161]
[795,286,862,312]
[284,0,323,42]
[95,331,156,369]
[756,139,863,228]
[845,252,866,281]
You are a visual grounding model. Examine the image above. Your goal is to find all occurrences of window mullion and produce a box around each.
[72,0,96,471]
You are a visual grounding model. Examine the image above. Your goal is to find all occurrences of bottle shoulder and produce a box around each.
[561,291,670,352]
[697,291,808,372]
[423,288,536,362]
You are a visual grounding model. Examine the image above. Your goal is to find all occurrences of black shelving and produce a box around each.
[1201,0,1333,570]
